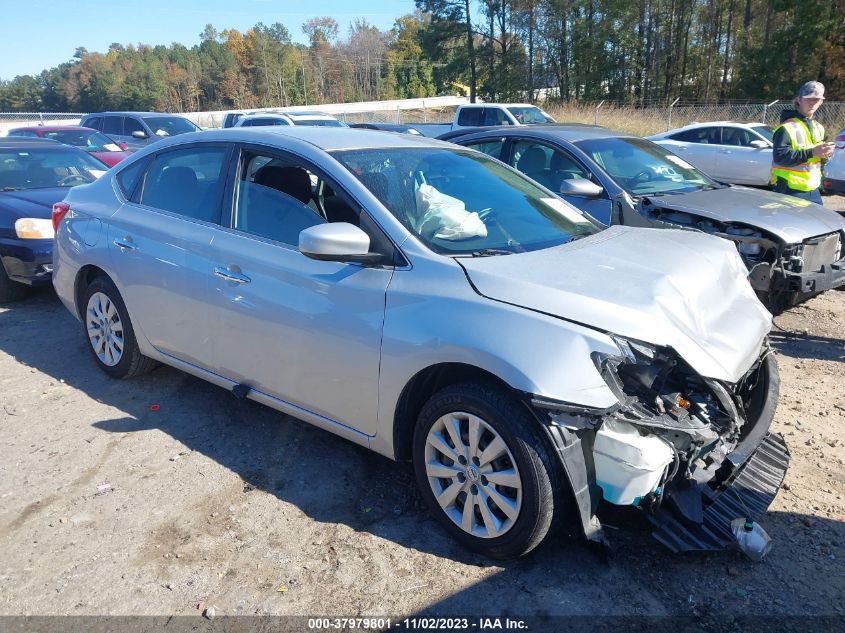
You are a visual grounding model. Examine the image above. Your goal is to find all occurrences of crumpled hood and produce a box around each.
[459,226,772,383]
[642,186,845,244]
[0,188,65,220]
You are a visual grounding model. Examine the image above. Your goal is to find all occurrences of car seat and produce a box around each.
[517,146,552,188]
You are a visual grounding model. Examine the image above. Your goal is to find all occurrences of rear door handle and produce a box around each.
[113,237,137,251]
[214,266,251,284]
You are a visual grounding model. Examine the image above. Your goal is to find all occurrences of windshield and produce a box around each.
[0,148,105,191]
[293,119,345,127]
[508,107,555,124]
[142,116,199,137]
[575,136,719,195]
[41,129,123,152]
[752,125,774,142]
[333,147,599,256]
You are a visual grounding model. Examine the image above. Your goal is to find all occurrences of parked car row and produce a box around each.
[2,110,843,562]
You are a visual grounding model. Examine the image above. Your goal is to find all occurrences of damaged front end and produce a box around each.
[534,336,788,555]
[641,203,845,311]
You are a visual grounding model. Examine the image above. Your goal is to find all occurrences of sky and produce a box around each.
[0,0,417,81]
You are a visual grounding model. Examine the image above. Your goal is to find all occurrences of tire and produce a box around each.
[81,276,157,379]
[0,262,29,303]
[412,381,567,559]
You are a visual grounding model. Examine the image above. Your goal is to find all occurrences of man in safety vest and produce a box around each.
[771,81,835,204]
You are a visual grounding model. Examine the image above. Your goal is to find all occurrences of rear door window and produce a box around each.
[462,139,506,161]
[482,108,510,126]
[457,107,483,126]
[670,127,721,144]
[84,117,102,131]
[102,116,123,136]
[140,145,229,223]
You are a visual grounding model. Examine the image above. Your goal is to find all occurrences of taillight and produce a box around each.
[52,202,70,231]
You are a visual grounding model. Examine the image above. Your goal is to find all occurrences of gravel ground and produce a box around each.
[1,198,844,621]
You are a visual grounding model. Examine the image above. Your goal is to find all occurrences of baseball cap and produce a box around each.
[798,81,825,100]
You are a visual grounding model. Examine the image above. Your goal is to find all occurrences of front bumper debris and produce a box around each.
[650,432,789,552]
[773,256,845,297]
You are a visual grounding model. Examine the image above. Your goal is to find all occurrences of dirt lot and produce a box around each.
[1,199,844,623]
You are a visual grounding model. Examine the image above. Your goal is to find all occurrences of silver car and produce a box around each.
[53,128,786,559]
[648,121,774,186]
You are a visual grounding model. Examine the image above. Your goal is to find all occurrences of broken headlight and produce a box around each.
[593,335,744,474]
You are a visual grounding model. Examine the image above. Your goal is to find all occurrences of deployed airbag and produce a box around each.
[414,183,488,240]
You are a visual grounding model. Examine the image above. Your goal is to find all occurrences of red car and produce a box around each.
[6,126,133,167]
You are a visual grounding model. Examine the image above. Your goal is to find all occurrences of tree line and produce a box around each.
[1,0,842,113]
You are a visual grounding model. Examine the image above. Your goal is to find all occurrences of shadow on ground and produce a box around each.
[1,288,843,617]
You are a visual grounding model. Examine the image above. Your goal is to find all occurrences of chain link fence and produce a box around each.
[544,100,845,137]
[3,99,843,137]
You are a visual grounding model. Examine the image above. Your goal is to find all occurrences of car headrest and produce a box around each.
[517,147,547,173]
[255,165,311,204]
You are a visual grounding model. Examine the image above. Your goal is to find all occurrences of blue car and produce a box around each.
[0,137,107,302]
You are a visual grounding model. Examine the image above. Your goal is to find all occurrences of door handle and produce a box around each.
[678,146,688,150]
[721,149,732,154]
[214,266,251,284]
[113,237,137,251]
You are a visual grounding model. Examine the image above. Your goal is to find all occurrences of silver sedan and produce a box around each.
[53,128,785,559]
[649,121,774,186]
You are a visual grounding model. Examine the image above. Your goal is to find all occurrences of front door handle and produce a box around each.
[113,237,137,251]
[214,266,251,284]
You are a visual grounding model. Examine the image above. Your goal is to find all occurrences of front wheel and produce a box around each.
[412,382,567,559]
[81,276,157,378]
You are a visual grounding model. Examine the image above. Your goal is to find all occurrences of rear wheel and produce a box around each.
[412,382,566,559]
[81,276,156,378]
[0,263,29,303]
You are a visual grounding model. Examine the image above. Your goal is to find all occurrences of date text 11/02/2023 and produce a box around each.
[307,617,529,630]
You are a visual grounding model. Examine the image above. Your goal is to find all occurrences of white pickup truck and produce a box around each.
[397,103,556,138]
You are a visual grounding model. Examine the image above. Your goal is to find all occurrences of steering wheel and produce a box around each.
[633,168,654,182]
[59,174,89,186]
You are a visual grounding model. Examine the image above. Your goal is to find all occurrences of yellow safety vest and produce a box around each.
[771,118,825,191]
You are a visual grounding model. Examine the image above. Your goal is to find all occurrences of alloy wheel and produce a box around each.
[424,411,523,538]
[86,291,124,367]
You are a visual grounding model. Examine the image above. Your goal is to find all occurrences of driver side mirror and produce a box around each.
[132,130,148,139]
[749,139,769,149]
[299,223,383,264]
[558,177,604,198]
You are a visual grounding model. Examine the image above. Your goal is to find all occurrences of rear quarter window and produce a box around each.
[116,158,148,201]
[457,107,483,126]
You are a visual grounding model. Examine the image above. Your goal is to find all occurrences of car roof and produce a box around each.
[192,127,453,151]
[10,125,97,132]
[285,111,334,117]
[239,113,290,119]
[446,124,625,143]
[82,111,186,117]
[0,136,62,147]
[666,121,769,131]
[461,103,538,108]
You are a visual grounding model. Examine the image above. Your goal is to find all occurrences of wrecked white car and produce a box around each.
[53,129,787,559]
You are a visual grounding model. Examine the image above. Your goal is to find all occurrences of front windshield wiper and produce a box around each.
[1,186,24,192]
[468,249,513,257]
